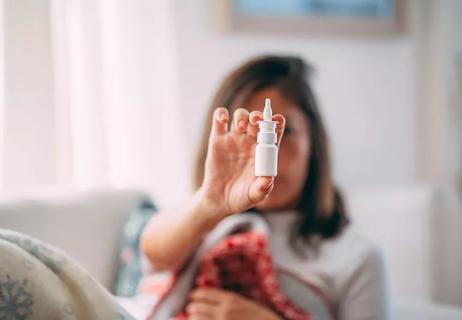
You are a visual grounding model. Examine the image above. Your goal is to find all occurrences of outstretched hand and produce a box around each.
[198,107,285,221]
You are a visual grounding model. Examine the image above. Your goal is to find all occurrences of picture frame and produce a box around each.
[215,0,406,36]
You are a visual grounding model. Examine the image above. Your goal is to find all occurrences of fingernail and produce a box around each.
[238,120,246,130]
[219,113,227,122]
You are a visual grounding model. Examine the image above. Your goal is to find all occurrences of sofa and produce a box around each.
[0,189,461,319]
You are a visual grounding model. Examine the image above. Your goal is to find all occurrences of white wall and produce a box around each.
[418,0,462,306]
[173,0,419,190]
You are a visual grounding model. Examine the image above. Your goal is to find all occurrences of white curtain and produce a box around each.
[0,0,189,207]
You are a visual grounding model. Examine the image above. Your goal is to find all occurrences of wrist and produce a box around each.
[190,188,226,231]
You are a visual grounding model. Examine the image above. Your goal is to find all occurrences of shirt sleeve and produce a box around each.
[338,245,390,320]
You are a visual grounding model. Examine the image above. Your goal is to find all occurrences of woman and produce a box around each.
[141,55,389,320]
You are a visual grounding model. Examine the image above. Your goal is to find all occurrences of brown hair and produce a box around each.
[194,55,349,250]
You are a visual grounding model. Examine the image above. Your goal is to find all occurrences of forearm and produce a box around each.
[140,190,222,271]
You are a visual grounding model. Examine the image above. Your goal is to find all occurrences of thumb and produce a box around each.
[249,177,274,204]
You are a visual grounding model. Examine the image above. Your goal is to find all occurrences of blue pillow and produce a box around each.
[114,197,157,296]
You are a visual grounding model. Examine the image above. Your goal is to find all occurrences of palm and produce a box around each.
[204,129,257,214]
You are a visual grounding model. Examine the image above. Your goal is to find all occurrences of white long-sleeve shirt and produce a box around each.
[262,210,389,320]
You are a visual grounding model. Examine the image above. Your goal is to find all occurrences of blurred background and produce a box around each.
[0,0,461,317]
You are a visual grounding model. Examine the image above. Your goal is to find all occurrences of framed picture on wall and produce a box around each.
[216,0,406,36]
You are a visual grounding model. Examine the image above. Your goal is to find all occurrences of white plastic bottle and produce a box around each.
[255,98,278,177]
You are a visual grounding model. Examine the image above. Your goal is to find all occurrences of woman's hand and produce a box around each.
[198,107,285,222]
[141,108,283,270]
[186,288,281,320]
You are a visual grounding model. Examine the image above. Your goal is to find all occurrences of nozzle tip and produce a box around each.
[263,98,272,121]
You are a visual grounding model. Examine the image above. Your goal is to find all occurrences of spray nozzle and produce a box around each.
[263,98,272,121]
[257,97,277,144]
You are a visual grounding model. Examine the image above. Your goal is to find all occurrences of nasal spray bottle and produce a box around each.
[255,98,278,177]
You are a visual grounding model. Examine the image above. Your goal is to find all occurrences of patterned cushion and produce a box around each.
[114,197,157,296]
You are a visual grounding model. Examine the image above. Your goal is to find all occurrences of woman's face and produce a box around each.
[245,87,311,211]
